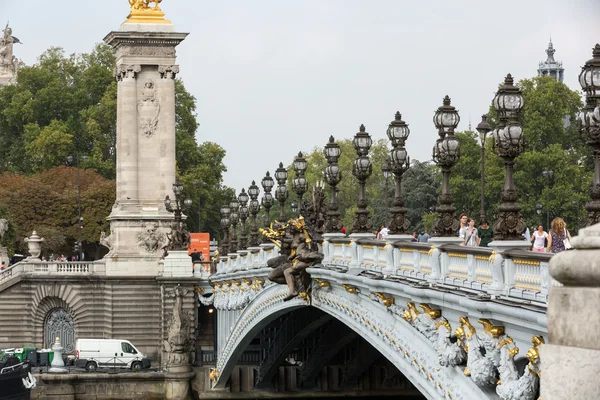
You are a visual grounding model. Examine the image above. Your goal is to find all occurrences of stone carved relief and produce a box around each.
[114,64,141,81]
[137,222,167,254]
[158,64,179,79]
[164,285,194,369]
[138,79,160,137]
[99,231,114,254]
[117,46,176,58]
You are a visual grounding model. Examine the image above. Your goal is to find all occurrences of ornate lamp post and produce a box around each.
[323,136,343,233]
[290,201,298,216]
[476,115,491,223]
[292,152,308,215]
[491,74,526,240]
[542,170,554,229]
[386,112,411,235]
[261,172,275,230]
[248,181,261,247]
[274,162,289,221]
[351,124,373,234]
[219,204,230,255]
[238,189,249,250]
[579,44,600,226]
[164,180,192,250]
[67,154,88,260]
[228,193,239,253]
[381,159,391,226]
[431,96,461,237]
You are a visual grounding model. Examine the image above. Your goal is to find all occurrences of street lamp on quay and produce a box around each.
[351,124,374,234]
[476,114,491,223]
[67,154,88,260]
[542,170,554,229]
[536,201,543,225]
[578,43,600,226]
[274,162,289,222]
[290,201,298,217]
[431,96,461,237]
[491,74,526,240]
[386,111,411,235]
[323,136,343,233]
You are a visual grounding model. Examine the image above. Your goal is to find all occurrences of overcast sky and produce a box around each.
[2,0,600,194]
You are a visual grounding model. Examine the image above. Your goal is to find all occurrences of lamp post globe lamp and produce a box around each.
[381,160,391,227]
[274,162,289,221]
[386,112,411,235]
[247,181,261,247]
[228,193,239,253]
[261,171,275,230]
[579,44,600,226]
[292,152,308,215]
[491,74,526,240]
[431,96,461,237]
[323,136,343,233]
[476,114,491,223]
[238,189,249,250]
[220,204,231,255]
[351,124,373,234]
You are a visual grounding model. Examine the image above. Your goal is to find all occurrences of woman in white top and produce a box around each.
[531,225,548,252]
[462,218,479,247]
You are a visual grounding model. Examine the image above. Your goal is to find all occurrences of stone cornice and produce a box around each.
[103,31,189,49]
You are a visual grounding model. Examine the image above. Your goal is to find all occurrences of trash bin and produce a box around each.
[26,349,38,365]
[38,351,49,366]
[14,348,24,362]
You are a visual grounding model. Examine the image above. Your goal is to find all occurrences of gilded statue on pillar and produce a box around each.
[126,0,170,24]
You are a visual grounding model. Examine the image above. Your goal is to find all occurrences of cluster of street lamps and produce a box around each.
[209,43,600,257]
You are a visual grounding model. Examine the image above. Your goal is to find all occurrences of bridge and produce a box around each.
[198,236,552,399]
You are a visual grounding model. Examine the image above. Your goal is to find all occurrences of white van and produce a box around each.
[74,339,151,372]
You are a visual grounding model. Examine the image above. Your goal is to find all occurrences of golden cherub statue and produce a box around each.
[129,0,162,12]
[126,0,170,24]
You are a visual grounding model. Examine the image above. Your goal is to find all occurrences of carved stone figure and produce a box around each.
[0,23,22,80]
[166,220,190,252]
[138,79,160,137]
[460,317,503,387]
[99,231,114,253]
[496,336,543,400]
[137,222,167,254]
[434,320,467,367]
[164,284,194,369]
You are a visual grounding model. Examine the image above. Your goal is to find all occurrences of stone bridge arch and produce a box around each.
[213,283,488,399]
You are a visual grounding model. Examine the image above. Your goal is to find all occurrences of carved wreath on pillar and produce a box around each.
[137,222,167,254]
[138,79,160,138]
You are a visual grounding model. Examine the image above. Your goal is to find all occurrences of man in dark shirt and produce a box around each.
[190,249,201,263]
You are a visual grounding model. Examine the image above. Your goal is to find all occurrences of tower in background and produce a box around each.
[538,39,564,82]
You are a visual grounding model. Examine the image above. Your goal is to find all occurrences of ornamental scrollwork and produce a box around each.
[137,222,167,254]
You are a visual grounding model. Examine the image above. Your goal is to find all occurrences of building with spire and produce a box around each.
[538,39,564,82]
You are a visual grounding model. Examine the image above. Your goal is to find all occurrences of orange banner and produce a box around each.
[189,232,211,258]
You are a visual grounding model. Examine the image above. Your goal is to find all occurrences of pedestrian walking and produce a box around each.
[478,219,494,247]
[531,225,548,252]
[547,217,571,253]
[462,218,478,247]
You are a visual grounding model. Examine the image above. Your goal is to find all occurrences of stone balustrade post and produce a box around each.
[542,223,600,399]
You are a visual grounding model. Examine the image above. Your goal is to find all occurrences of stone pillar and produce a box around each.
[103,19,188,276]
[541,223,600,399]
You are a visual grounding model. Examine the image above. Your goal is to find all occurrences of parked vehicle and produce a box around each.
[74,339,151,372]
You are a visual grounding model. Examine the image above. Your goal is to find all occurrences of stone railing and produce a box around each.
[0,260,105,286]
[214,238,557,305]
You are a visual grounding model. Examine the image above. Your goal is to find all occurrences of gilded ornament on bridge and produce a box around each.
[126,0,171,24]
[496,336,543,400]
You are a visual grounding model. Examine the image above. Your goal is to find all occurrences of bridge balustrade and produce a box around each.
[0,260,105,287]
[214,238,559,305]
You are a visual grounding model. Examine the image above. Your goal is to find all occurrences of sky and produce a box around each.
[2,0,600,194]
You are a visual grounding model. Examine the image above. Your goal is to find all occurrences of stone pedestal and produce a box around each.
[428,236,463,246]
[488,239,530,253]
[163,250,193,277]
[541,223,600,399]
[49,338,67,374]
[102,22,188,276]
